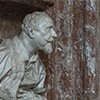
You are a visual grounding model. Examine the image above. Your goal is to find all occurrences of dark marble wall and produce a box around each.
[46,0,98,100]
[97,0,100,100]
[83,0,97,99]
[46,0,84,100]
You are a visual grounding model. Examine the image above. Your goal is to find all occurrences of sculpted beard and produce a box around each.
[43,43,52,54]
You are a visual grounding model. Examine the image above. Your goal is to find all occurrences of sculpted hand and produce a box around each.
[17,89,47,100]
[18,89,34,100]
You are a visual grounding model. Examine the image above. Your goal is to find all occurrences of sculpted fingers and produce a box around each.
[17,94,27,98]
[17,90,28,100]
[18,89,28,95]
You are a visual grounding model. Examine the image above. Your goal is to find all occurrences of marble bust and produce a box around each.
[0,12,57,100]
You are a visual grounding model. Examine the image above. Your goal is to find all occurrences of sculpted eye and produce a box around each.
[47,27,52,32]
[47,28,50,32]
[48,26,53,29]
[30,29,33,33]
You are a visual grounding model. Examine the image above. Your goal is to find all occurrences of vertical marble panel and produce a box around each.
[46,0,84,100]
[97,0,100,99]
[83,0,97,99]
[72,1,84,99]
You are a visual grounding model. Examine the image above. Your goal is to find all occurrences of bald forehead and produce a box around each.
[30,15,53,28]
[22,12,54,31]
[23,12,52,24]
[38,16,53,24]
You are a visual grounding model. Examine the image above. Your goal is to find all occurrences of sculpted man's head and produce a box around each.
[21,12,57,54]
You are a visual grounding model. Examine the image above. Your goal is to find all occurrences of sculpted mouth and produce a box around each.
[42,42,52,49]
[46,40,51,43]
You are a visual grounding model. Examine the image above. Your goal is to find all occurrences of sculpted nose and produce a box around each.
[51,29,57,38]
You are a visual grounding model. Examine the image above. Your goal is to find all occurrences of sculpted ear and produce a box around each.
[28,28,35,39]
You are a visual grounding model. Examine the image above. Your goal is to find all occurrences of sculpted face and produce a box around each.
[34,17,57,54]
[23,12,57,54]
